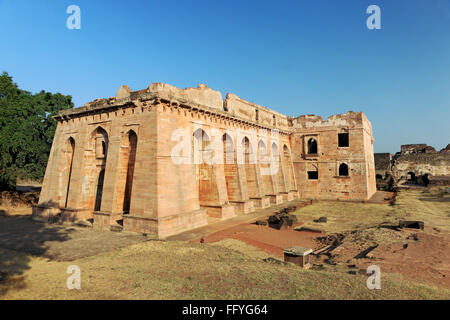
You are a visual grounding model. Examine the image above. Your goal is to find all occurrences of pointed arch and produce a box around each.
[94,169,105,211]
[283,144,295,191]
[223,133,234,165]
[92,126,109,159]
[123,130,138,214]
[64,137,75,208]
[243,136,258,198]
[193,128,211,165]
[242,136,253,164]
[258,140,267,162]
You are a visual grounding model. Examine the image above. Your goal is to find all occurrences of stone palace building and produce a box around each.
[33,83,376,238]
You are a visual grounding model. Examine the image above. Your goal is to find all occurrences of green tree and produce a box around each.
[0,72,73,190]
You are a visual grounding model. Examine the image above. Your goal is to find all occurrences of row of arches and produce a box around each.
[193,128,296,210]
[63,126,297,217]
[193,129,292,165]
[64,127,138,215]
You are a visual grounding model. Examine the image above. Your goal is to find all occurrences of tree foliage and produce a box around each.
[0,72,74,190]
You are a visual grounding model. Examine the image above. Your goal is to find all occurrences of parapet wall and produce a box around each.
[60,83,370,137]
[223,93,290,129]
[375,144,450,186]
[292,111,368,130]
[147,83,223,111]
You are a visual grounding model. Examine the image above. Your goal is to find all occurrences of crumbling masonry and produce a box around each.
[33,83,376,238]
[375,143,450,187]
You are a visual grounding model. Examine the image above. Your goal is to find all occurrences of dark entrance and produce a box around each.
[94,169,105,211]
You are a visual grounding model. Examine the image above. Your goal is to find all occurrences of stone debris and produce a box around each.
[399,220,424,230]
[268,212,298,230]
[314,216,327,223]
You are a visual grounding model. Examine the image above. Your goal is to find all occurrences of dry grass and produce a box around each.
[1,239,449,300]
[1,188,449,300]
[293,187,450,235]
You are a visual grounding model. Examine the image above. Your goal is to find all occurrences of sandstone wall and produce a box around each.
[291,111,376,200]
[35,83,376,237]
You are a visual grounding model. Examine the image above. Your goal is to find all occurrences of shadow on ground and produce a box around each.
[0,213,74,296]
[418,191,450,203]
[0,211,148,296]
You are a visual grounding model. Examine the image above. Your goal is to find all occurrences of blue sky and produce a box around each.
[0,0,449,153]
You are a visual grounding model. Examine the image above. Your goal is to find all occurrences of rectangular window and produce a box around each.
[307,171,318,180]
[338,133,349,147]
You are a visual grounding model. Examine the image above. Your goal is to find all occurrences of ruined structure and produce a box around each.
[33,83,376,238]
[375,144,450,187]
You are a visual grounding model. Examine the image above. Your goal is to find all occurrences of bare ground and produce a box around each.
[0,187,449,299]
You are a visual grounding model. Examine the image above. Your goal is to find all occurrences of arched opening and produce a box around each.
[422,173,429,186]
[193,129,214,205]
[94,169,105,211]
[272,142,285,192]
[307,138,318,154]
[243,137,258,198]
[259,140,271,195]
[94,127,109,159]
[339,163,349,177]
[223,133,234,165]
[123,130,137,214]
[89,127,109,212]
[407,172,416,182]
[64,137,75,208]
[376,174,383,180]
[223,133,236,201]
[283,145,295,190]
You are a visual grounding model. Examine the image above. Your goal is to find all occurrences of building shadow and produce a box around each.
[0,201,74,296]
[418,191,450,203]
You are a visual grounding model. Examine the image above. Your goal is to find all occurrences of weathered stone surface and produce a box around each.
[375,143,450,187]
[33,82,376,238]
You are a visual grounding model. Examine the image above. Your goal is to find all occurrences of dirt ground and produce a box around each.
[0,187,449,298]
[190,187,450,289]
[0,215,148,262]
[195,223,322,257]
[325,229,450,288]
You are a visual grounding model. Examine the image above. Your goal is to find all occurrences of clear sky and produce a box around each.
[0,0,449,153]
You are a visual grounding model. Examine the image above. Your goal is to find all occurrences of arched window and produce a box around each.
[339,163,349,177]
[307,138,318,154]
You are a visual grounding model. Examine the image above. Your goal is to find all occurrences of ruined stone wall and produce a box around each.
[394,153,450,178]
[290,111,376,200]
[374,144,450,187]
[34,82,376,238]
[374,153,392,177]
